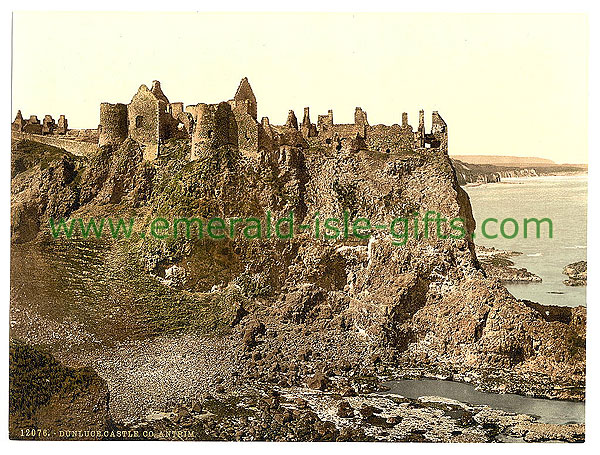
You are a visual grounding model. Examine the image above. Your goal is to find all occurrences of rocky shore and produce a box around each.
[117,384,584,442]
[476,246,542,283]
[10,338,584,442]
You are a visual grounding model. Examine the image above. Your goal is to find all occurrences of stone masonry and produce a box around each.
[13,77,448,160]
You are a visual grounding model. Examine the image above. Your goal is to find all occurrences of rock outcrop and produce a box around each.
[563,261,587,286]
[476,246,542,283]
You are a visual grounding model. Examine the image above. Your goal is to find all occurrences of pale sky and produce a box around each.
[12,12,588,163]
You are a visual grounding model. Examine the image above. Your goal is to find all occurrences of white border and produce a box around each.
[2,2,597,454]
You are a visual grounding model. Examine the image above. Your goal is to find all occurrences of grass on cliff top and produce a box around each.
[9,340,98,418]
[11,140,80,177]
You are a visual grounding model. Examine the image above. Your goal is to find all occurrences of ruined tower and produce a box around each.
[23,115,42,134]
[57,115,68,135]
[42,115,56,135]
[191,102,237,160]
[317,110,334,135]
[127,84,163,159]
[227,78,260,156]
[232,77,257,120]
[430,111,448,153]
[354,107,368,138]
[89,77,449,161]
[300,107,317,138]
[285,110,298,130]
[417,110,425,147]
[150,80,170,105]
[97,80,185,159]
[12,111,24,132]
[99,103,128,148]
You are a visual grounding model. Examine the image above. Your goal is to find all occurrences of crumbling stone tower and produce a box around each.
[57,115,68,135]
[16,77,449,161]
[23,115,42,134]
[227,78,260,157]
[42,115,56,135]
[127,82,168,160]
[300,108,318,138]
[428,111,448,151]
[232,77,257,120]
[12,111,24,132]
[187,77,265,159]
[285,110,298,130]
[190,102,237,160]
[99,103,128,147]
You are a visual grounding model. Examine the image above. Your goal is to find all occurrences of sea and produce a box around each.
[465,175,587,308]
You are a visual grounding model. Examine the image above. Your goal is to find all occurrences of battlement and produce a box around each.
[13,78,448,161]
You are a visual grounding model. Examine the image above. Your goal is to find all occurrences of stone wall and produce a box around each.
[66,129,99,143]
[127,85,161,158]
[429,110,448,153]
[230,101,259,157]
[12,131,98,156]
[16,77,449,163]
[13,112,72,137]
[308,108,447,155]
[233,77,257,120]
[365,124,407,153]
[23,115,42,134]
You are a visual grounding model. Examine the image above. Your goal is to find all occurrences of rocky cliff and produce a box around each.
[10,137,586,437]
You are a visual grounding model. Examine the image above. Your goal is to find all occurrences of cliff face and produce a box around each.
[452,159,587,185]
[10,137,585,398]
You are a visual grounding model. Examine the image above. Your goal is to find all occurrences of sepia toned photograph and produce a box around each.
[8,9,589,444]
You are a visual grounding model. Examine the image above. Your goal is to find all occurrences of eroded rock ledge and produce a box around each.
[476,246,542,283]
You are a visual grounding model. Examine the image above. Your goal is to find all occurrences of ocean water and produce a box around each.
[465,175,587,307]
[382,379,584,425]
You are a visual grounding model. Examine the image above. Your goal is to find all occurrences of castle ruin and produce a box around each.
[13,78,448,160]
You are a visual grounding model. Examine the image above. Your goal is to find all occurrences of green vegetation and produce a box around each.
[9,340,97,418]
[156,138,191,161]
[96,239,246,337]
[488,257,515,267]
[332,179,358,215]
[202,396,255,419]
[132,280,245,336]
[233,271,273,298]
[11,140,81,177]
